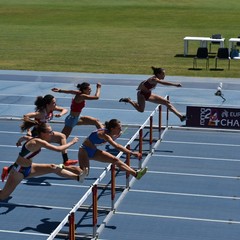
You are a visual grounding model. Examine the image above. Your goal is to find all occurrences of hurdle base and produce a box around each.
[78,204,112,213]
[57,231,94,240]
[97,183,126,191]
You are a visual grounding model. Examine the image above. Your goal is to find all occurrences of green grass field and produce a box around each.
[0,0,240,77]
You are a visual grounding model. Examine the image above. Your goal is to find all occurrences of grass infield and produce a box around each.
[0,0,239,78]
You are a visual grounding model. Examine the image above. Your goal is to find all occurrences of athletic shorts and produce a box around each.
[13,163,31,178]
[81,144,97,158]
[139,90,151,100]
[64,114,79,128]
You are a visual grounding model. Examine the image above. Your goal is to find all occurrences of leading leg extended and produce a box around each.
[148,94,186,121]
[28,163,87,183]
[28,163,80,180]
[93,150,147,180]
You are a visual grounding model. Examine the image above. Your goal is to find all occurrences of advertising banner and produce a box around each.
[186,106,240,129]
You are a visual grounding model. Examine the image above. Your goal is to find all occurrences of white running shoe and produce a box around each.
[79,168,88,183]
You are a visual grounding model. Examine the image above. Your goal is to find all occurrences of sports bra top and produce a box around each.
[88,129,107,146]
[70,98,85,112]
[143,80,157,90]
[35,109,53,123]
[19,138,41,159]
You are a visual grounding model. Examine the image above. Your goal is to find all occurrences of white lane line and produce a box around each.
[0,229,48,237]
[162,140,240,147]
[154,154,240,163]
[0,202,72,211]
[130,189,240,200]
[116,211,240,224]
[150,171,240,179]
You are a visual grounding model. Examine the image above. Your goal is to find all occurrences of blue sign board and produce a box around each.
[186,106,240,129]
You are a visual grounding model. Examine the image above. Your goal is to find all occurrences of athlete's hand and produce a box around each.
[71,137,79,144]
[54,113,62,118]
[176,83,182,87]
[96,82,102,88]
[51,88,60,92]
[16,140,22,147]
[132,151,142,159]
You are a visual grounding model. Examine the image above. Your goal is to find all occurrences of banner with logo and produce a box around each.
[186,106,240,129]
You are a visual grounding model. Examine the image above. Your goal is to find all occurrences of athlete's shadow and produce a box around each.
[20,217,116,237]
[0,197,51,215]
[24,176,76,186]
[20,218,61,235]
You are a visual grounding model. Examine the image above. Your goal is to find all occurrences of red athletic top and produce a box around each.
[70,99,85,113]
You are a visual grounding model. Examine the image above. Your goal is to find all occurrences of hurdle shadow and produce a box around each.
[72,176,124,237]
[154,149,174,153]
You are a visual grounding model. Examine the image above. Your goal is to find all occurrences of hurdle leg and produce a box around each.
[138,129,143,168]
[92,185,98,238]
[68,212,75,240]
[111,164,116,210]
[158,104,162,139]
[166,96,169,128]
[149,115,153,152]
[126,144,130,188]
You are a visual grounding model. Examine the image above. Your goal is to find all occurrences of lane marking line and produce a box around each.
[116,211,240,224]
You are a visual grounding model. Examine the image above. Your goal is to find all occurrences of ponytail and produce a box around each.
[20,117,38,132]
[151,66,164,76]
[34,94,54,111]
[76,82,90,92]
[105,119,120,131]
[20,117,49,135]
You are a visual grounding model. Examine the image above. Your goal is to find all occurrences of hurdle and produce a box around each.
[46,97,169,239]
[46,165,112,240]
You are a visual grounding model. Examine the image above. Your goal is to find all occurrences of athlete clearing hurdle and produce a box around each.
[78,119,147,180]
[119,66,186,122]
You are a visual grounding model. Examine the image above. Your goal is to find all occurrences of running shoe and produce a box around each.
[84,167,89,176]
[57,164,64,169]
[135,167,148,180]
[64,159,78,166]
[1,167,8,182]
[79,168,88,183]
[119,97,130,103]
